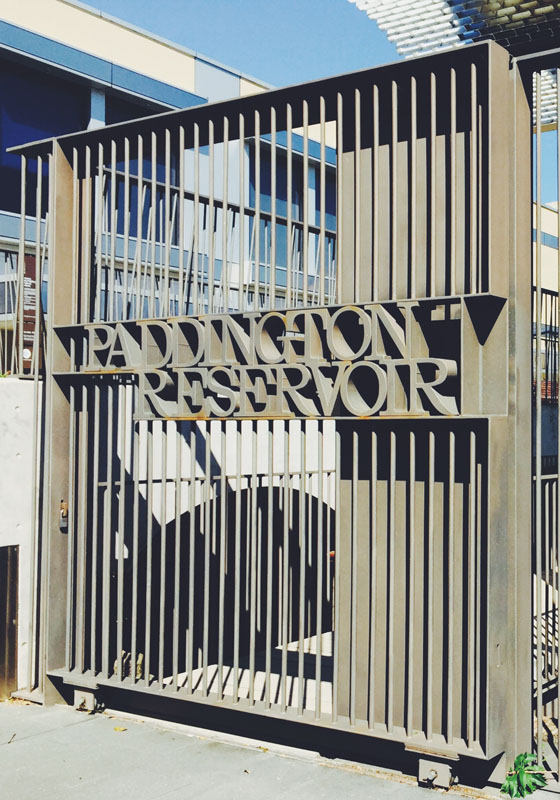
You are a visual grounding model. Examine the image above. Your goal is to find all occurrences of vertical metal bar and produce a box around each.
[450,68,457,296]
[475,457,482,744]
[297,423,307,715]
[302,100,309,307]
[391,81,398,300]
[319,97,326,306]
[186,422,196,692]
[325,459,332,608]
[109,139,117,321]
[222,117,229,312]
[371,84,379,303]
[286,104,293,308]
[130,413,140,682]
[447,429,455,743]
[16,155,26,374]
[239,114,245,312]
[177,127,185,316]
[144,419,154,686]
[162,129,170,316]
[354,88,361,303]
[150,133,157,317]
[75,383,87,674]
[65,342,76,670]
[478,105,483,291]
[281,423,290,711]
[254,110,261,310]
[410,77,417,299]
[158,166,164,318]
[158,421,168,688]
[72,148,79,325]
[368,430,378,729]
[265,421,274,708]
[249,422,258,704]
[332,424,341,721]
[349,429,358,726]
[336,93,343,305]
[90,384,100,672]
[270,106,277,309]
[82,146,92,323]
[208,121,215,314]
[95,143,103,321]
[430,72,437,297]
[233,420,242,701]
[116,384,126,680]
[427,429,435,740]
[388,430,396,732]
[123,137,130,320]
[135,135,144,318]
[314,421,324,719]
[467,429,477,744]
[218,422,227,699]
[202,423,211,695]
[172,421,182,689]
[535,70,544,764]
[193,124,200,313]
[406,430,415,736]
[8,153,23,372]
[470,64,478,293]
[101,384,113,678]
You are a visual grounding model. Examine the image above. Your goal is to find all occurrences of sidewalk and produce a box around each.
[0,699,553,800]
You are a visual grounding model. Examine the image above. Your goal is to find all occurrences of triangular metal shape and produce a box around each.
[464,295,507,346]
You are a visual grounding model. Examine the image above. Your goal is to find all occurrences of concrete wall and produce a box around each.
[0,377,36,689]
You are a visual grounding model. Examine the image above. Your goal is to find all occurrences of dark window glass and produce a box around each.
[105,94,164,126]
[0,59,90,213]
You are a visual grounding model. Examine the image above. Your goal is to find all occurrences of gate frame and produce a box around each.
[13,40,537,782]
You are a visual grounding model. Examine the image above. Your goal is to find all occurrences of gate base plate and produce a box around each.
[418,758,454,790]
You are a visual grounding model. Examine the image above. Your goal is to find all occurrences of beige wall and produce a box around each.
[239,77,266,98]
[1,0,197,91]
[1,0,268,97]
[533,204,559,292]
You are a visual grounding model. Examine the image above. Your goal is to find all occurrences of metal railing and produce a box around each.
[526,57,560,780]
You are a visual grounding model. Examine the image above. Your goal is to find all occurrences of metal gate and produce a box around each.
[12,40,540,780]
[520,53,560,781]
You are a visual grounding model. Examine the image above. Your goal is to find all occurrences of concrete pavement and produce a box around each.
[0,699,553,800]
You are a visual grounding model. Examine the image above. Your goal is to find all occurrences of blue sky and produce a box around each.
[84,2,560,203]
[88,0,399,86]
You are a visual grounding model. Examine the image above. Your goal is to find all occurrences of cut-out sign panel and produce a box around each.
[56,297,506,420]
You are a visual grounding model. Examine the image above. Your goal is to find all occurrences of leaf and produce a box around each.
[501,774,518,798]
[501,753,547,799]
[518,769,528,793]
[113,726,127,732]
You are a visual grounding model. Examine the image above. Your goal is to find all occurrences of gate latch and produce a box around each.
[59,500,68,532]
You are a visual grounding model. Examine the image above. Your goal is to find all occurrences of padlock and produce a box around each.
[60,500,68,531]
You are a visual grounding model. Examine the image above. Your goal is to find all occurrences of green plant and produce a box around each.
[501,753,547,798]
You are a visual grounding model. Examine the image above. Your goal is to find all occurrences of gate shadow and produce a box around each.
[99,485,335,685]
